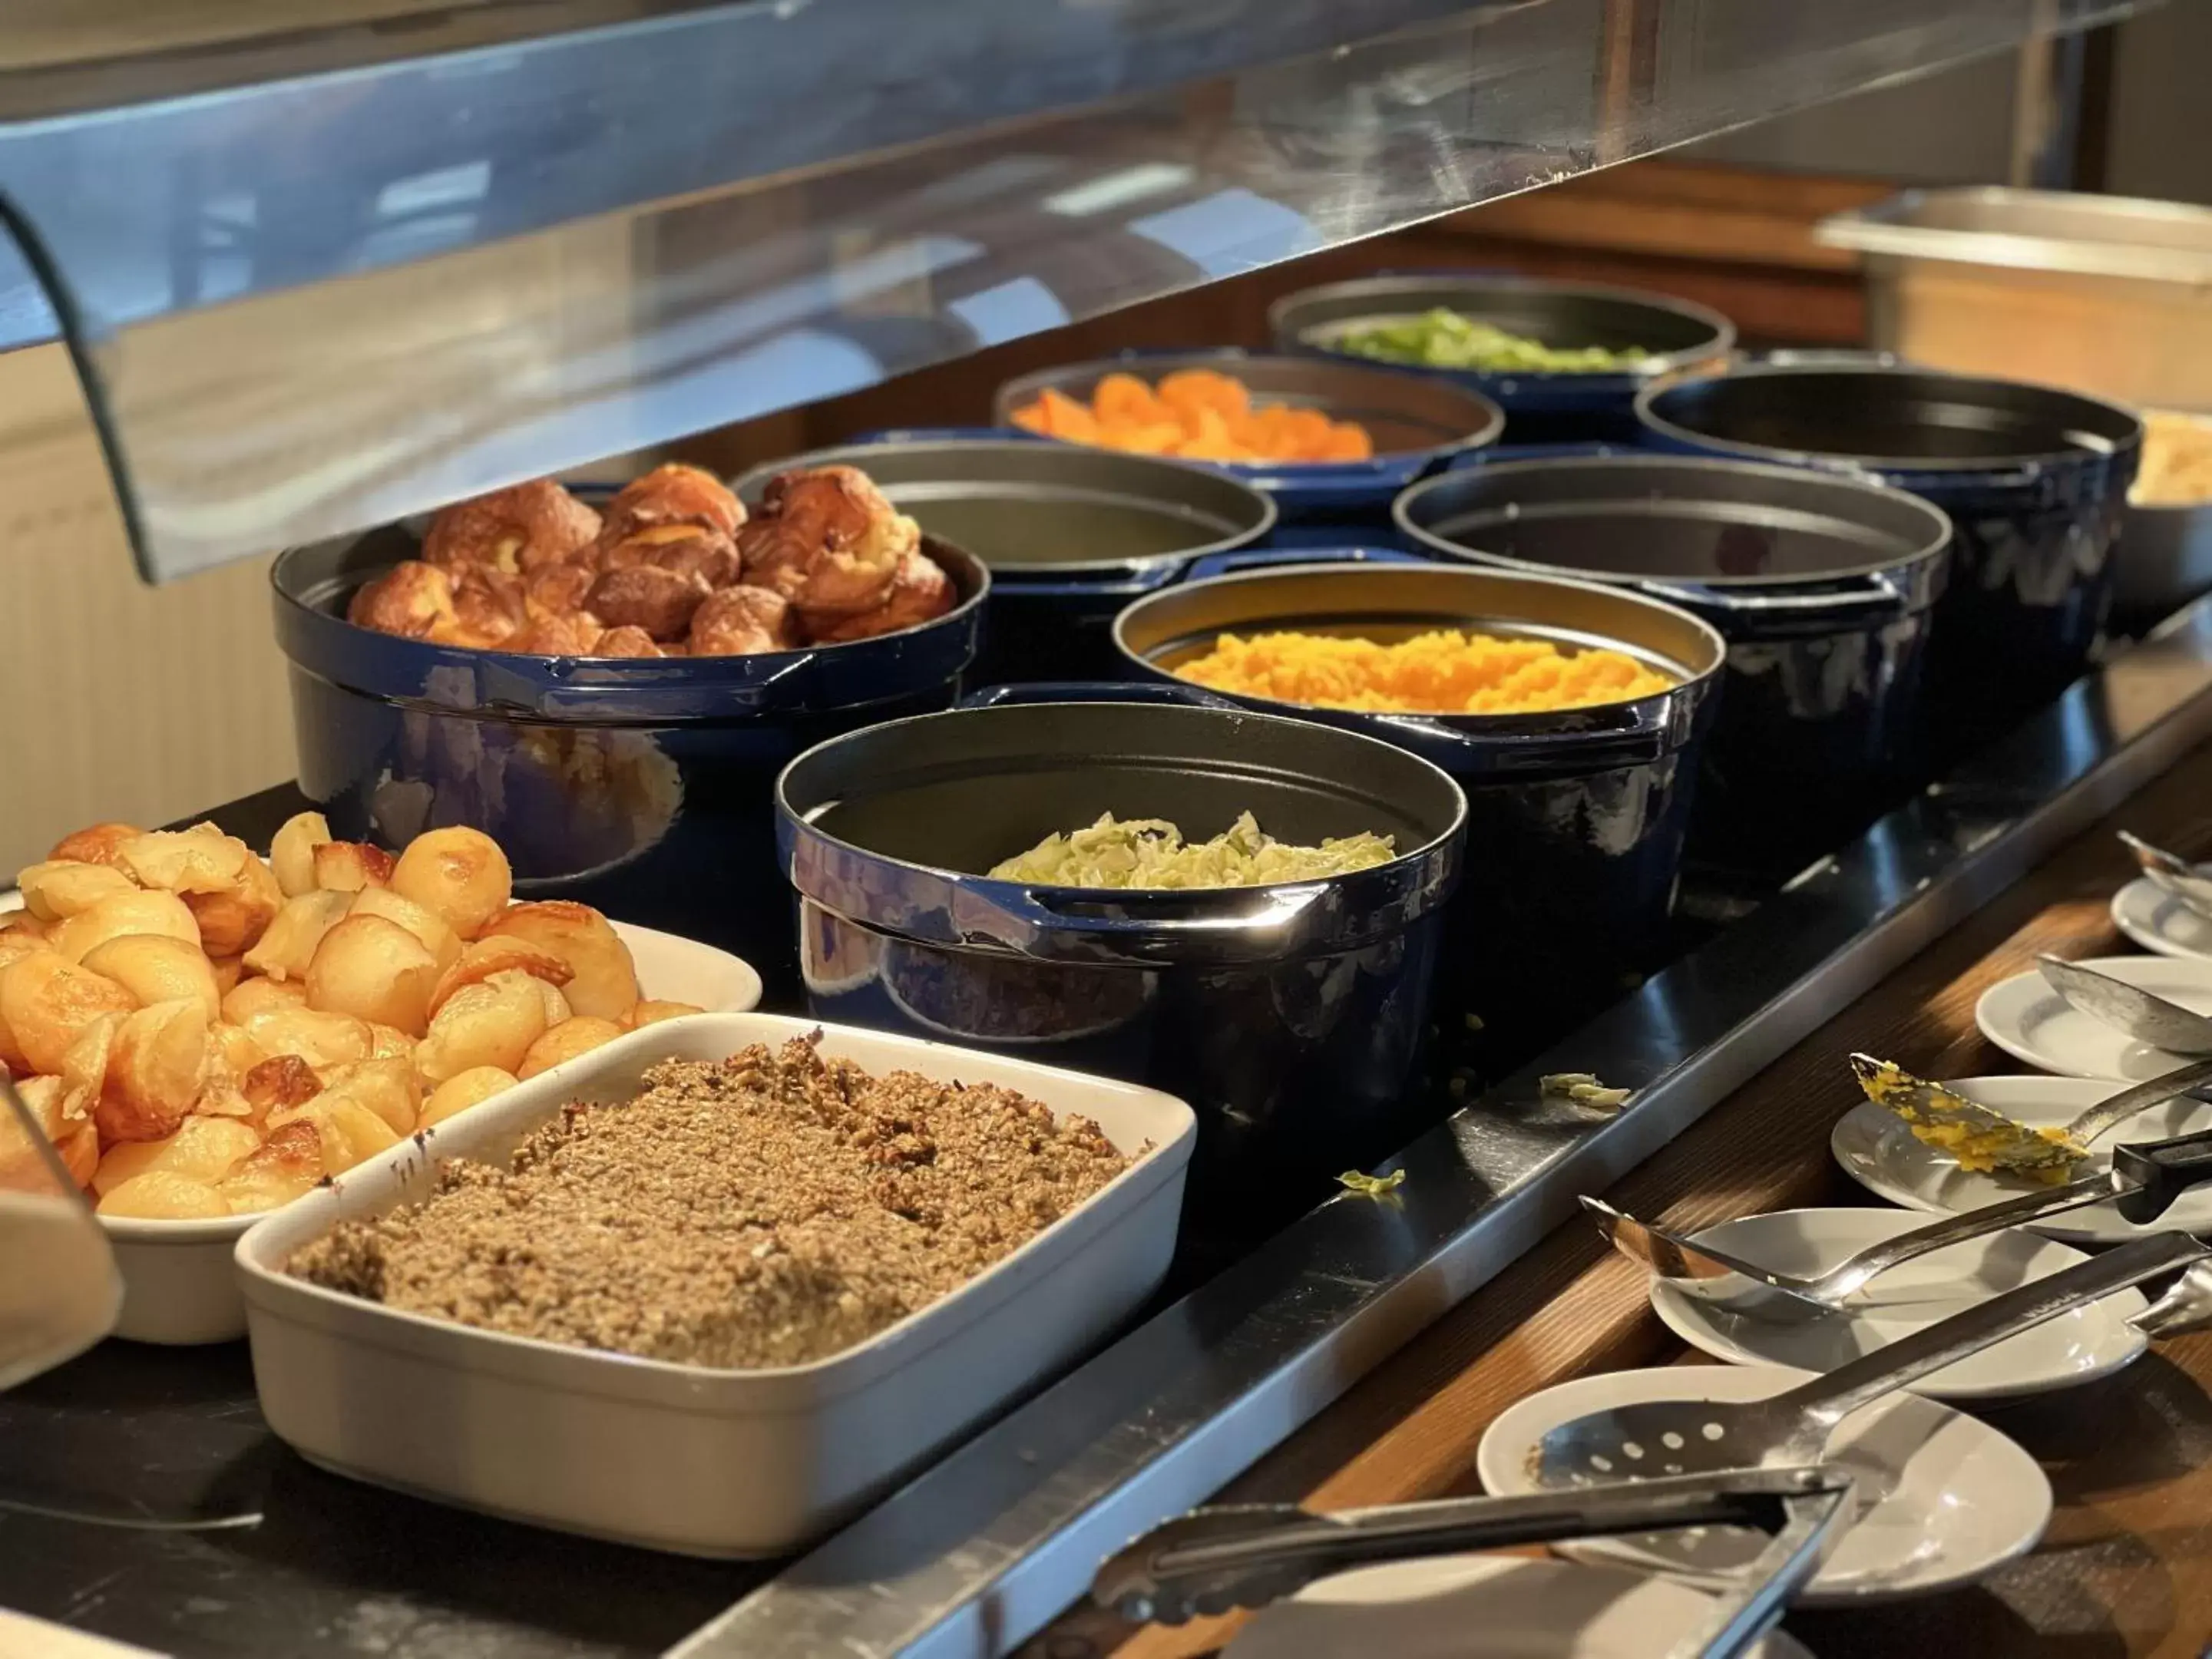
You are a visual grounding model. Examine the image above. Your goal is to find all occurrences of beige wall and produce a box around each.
[0,343,292,871]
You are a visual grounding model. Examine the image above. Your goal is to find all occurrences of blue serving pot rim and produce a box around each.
[1632,360,2144,483]
[1390,453,1955,638]
[774,699,1470,967]
[1109,560,1728,777]
[729,434,1278,580]
[269,530,991,722]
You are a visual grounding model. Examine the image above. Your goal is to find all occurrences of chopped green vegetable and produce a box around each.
[989,811,1394,889]
[1541,1072,1633,1112]
[1336,1168,1407,1197]
[1327,309,1651,373]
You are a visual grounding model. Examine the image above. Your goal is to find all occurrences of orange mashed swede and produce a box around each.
[1010,369,1374,464]
[1173,629,1675,715]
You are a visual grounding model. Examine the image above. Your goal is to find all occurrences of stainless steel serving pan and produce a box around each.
[1817,187,2212,411]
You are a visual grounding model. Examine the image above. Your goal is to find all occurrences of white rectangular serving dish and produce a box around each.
[235,1010,1194,1558]
[102,918,761,1346]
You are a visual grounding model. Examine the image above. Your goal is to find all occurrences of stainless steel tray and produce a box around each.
[1818,186,2212,410]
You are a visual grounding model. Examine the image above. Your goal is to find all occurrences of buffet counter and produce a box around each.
[1031,736,2212,1659]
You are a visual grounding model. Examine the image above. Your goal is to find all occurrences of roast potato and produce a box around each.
[96,999,212,1144]
[221,974,309,1025]
[517,1015,625,1080]
[214,1121,324,1214]
[79,934,221,1023]
[305,915,439,1036]
[348,886,462,975]
[2,953,138,1076]
[242,890,352,981]
[17,861,137,924]
[48,822,144,870]
[418,1066,518,1129]
[92,1115,261,1198]
[270,811,332,898]
[51,889,202,963]
[97,1171,230,1221]
[482,901,639,1020]
[412,970,547,1084]
[391,827,512,940]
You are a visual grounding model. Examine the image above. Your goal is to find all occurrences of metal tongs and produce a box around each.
[1094,1465,1855,1659]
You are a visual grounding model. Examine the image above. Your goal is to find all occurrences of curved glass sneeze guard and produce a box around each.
[0,1076,119,1392]
[0,0,2148,582]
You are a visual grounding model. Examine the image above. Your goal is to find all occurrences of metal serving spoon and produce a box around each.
[1851,1053,2212,1172]
[2036,954,2212,1055]
[2120,830,2212,920]
[1529,1230,2212,1491]
[1092,1464,1853,1628]
[1590,1120,2212,1318]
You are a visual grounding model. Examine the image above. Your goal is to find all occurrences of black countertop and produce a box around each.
[3,786,770,1656]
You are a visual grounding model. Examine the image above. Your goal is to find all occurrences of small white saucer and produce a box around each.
[2112,876,2212,960]
[1476,1363,2052,1605]
[1222,1553,1812,1658]
[1976,954,2212,1079]
[1648,1207,2147,1400]
[1830,1073,2212,1245]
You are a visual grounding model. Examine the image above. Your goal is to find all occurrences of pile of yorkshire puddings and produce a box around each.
[346,462,957,657]
[0,816,699,1220]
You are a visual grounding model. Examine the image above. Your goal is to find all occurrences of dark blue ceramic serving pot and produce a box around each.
[1636,362,2141,772]
[270,516,989,1006]
[1112,563,1727,1077]
[775,695,1466,1228]
[1394,454,1953,878]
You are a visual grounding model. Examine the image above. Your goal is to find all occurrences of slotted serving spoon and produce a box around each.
[1530,1230,2212,1489]
[1096,1466,1857,1659]
[1851,1053,2212,1173]
[2121,830,2212,920]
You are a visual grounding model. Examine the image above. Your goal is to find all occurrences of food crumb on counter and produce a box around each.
[286,1035,1129,1367]
[1335,1168,1407,1198]
[1540,1072,1632,1113]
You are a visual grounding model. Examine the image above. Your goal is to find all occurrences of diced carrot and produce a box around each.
[1317,424,1374,461]
[1093,372,1163,426]
[1037,387,1099,441]
[1012,370,1373,464]
[1158,368,1251,425]
[1113,421,1186,455]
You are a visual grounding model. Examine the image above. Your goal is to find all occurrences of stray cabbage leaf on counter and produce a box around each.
[1541,1072,1632,1113]
[988,811,1394,890]
[1336,1168,1407,1198]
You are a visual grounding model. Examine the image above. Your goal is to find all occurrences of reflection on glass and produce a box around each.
[0,1074,120,1390]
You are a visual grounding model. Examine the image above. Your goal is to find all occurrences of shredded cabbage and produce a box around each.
[988,811,1394,889]
[1331,309,1652,372]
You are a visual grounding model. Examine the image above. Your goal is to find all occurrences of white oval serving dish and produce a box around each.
[236,1010,1195,1558]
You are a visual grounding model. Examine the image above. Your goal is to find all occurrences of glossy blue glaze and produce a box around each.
[1111,562,1728,1073]
[775,696,1468,1224]
[270,524,989,1006]
[1395,453,1956,877]
[1637,364,2142,768]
